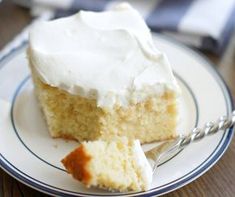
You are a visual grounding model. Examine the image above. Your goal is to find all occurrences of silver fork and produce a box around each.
[145,111,235,174]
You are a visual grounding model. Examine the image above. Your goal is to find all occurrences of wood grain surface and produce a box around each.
[0,1,235,197]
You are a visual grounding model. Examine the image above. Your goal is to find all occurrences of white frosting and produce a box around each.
[132,140,153,190]
[29,3,179,108]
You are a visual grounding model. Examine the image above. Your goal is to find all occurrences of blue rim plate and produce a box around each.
[0,34,234,196]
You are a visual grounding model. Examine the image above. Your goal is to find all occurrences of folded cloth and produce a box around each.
[30,0,235,54]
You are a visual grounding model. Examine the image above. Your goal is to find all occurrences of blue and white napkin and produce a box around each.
[6,0,235,56]
[29,0,235,55]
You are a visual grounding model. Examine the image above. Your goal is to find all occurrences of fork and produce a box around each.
[145,111,235,174]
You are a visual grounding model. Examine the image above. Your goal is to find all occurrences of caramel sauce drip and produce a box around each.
[61,145,92,184]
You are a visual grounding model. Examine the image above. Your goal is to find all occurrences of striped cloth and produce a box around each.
[20,0,235,54]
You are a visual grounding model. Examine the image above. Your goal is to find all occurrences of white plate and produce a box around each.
[0,34,234,197]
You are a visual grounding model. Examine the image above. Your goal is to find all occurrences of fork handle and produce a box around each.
[178,111,235,149]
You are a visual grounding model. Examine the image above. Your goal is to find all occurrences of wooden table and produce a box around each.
[0,1,235,197]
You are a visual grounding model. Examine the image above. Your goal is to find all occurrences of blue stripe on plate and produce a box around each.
[0,126,233,197]
[9,73,199,173]
[147,0,195,32]
[0,40,27,68]
[0,34,234,196]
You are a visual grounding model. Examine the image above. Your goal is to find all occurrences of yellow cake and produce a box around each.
[61,137,152,192]
[28,3,180,143]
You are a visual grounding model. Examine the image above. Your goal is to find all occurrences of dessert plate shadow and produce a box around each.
[0,34,234,196]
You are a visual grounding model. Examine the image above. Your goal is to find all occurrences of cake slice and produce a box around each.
[61,138,152,192]
[28,3,180,143]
